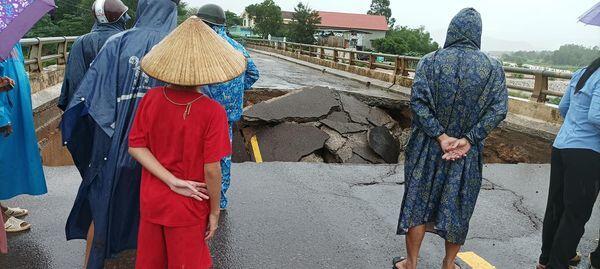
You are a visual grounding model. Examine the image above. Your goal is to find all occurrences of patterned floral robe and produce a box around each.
[397,8,508,244]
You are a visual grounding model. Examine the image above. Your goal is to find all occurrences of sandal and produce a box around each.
[4,207,28,218]
[392,257,406,269]
[4,216,31,232]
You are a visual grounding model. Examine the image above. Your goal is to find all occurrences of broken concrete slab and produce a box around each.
[368,126,399,164]
[347,133,385,164]
[255,123,328,162]
[367,107,394,127]
[339,94,370,125]
[244,87,340,123]
[320,111,369,134]
[321,126,347,152]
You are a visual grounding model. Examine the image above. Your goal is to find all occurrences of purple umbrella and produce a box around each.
[579,1,600,26]
[0,0,56,60]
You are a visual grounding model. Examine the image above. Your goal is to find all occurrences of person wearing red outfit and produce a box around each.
[128,16,247,268]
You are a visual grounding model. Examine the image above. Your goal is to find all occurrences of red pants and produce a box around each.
[135,218,211,269]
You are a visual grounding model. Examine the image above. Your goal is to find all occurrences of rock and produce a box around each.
[255,123,329,162]
[300,153,325,163]
[320,111,369,135]
[348,153,370,164]
[367,107,394,126]
[336,144,354,162]
[495,143,529,164]
[339,93,370,125]
[321,126,347,152]
[244,87,340,123]
[368,126,399,163]
[347,133,385,164]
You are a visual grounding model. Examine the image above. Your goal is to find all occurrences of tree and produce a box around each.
[371,26,439,56]
[26,0,195,38]
[225,10,243,27]
[368,0,395,28]
[287,3,321,44]
[245,0,283,38]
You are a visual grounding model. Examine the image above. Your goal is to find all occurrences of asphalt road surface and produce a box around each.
[1,163,599,268]
[250,51,374,91]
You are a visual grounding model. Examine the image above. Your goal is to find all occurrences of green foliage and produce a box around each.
[26,0,194,38]
[502,45,600,69]
[225,10,243,27]
[245,0,283,38]
[371,26,439,56]
[367,0,394,28]
[287,3,321,44]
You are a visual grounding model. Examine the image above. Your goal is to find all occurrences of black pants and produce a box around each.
[540,148,600,269]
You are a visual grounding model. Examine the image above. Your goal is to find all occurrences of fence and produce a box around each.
[244,38,573,104]
[19,36,78,72]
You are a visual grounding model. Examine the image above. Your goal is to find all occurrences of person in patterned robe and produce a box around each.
[393,8,508,269]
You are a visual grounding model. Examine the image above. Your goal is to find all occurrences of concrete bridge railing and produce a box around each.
[15,37,77,166]
[243,38,573,105]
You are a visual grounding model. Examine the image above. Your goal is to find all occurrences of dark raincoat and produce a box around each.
[58,16,129,178]
[397,8,508,244]
[60,0,177,268]
[58,15,129,111]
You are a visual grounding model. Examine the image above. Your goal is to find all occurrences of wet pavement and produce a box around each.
[2,163,600,268]
[251,52,370,91]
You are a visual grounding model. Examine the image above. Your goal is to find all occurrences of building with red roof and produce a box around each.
[242,10,389,50]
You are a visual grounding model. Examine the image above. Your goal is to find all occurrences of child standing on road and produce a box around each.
[128,16,246,269]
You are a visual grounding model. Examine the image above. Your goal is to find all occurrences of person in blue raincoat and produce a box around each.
[393,8,508,269]
[60,0,182,268]
[0,45,47,232]
[59,0,130,181]
[197,4,260,210]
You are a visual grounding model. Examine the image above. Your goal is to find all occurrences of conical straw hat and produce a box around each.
[141,16,246,86]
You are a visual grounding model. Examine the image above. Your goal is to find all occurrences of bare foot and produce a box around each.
[442,260,460,269]
[395,259,417,269]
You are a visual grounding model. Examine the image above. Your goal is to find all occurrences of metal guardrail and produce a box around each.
[245,38,573,103]
[19,36,78,72]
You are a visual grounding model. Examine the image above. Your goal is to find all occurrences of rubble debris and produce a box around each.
[367,107,394,126]
[255,123,328,162]
[231,123,252,163]
[239,87,554,165]
[347,133,385,163]
[320,111,369,135]
[321,126,346,152]
[300,153,325,163]
[368,126,400,164]
[244,86,339,123]
[339,94,370,125]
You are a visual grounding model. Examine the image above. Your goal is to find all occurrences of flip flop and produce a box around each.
[392,257,405,269]
[4,216,31,232]
[4,207,28,218]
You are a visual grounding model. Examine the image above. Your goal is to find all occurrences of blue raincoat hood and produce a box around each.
[443,8,482,49]
[134,0,178,30]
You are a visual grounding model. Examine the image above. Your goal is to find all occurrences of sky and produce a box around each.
[183,0,600,52]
